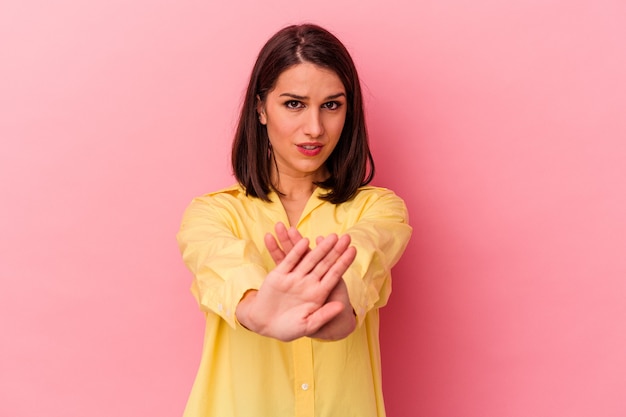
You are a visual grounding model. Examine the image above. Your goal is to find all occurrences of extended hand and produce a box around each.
[236,231,356,341]
[260,223,357,341]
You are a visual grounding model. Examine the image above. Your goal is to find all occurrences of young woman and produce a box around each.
[177,23,412,417]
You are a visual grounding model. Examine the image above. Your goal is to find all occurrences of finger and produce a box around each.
[307,234,352,279]
[303,301,344,335]
[273,237,310,273]
[292,234,339,275]
[334,245,357,272]
[315,236,323,245]
[319,246,357,291]
[309,306,356,341]
[265,232,286,264]
[288,227,305,247]
[274,222,294,253]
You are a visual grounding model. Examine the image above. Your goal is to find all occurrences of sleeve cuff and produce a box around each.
[191,262,266,328]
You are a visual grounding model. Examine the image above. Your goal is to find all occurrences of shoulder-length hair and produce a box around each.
[231,23,374,204]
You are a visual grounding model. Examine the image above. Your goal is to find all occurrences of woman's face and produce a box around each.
[258,63,347,183]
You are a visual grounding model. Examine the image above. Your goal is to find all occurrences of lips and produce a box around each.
[296,142,323,156]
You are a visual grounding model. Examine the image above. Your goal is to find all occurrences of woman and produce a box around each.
[177,24,412,417]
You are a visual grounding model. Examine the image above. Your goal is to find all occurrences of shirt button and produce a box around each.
[217,303,224,312]
[301,383,309,391]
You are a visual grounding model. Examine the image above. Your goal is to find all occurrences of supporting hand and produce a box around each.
[308,277,356,341]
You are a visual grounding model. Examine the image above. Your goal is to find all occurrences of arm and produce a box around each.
[264,188,412,335]
[177,195,267,328]
[178,195,356,340]
[340,189,412,326]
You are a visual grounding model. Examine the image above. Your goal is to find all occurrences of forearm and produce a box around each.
[341,192,412,324]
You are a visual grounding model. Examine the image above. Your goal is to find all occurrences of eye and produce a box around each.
[322,101,342,110]
[284,100,304,109]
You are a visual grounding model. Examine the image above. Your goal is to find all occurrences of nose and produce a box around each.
[303,109,324,138]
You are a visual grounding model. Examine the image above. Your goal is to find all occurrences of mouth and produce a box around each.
[297,142,323,149]
[296,143,323,156]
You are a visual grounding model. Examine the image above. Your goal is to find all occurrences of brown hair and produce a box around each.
[231,23,374,204]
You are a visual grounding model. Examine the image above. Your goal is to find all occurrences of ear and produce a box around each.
[256,95,267,125]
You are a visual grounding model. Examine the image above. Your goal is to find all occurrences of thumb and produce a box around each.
[304,301,344,335]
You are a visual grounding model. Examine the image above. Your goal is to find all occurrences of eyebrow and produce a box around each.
[278,92,346,100]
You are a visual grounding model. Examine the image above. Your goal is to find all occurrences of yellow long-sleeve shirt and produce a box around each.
[177,184,412,417]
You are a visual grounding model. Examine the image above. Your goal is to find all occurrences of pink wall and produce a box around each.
[2,1,625,416]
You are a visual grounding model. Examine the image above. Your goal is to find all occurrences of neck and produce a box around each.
[270,163,329,200]
[272,173,318,201]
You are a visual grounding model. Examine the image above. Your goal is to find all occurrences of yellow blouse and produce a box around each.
[177,184,412,417]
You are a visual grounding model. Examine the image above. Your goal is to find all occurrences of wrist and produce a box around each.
[235,289,258,331]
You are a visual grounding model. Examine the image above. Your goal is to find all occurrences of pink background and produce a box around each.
[2,1,625,416]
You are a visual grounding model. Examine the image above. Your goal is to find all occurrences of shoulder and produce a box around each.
[190,184,248,206]
[181,184,251,221]
[202,183,245,199]
[351,186,406,206]
[341,186,409,220]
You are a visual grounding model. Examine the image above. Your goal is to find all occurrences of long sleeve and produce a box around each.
[178,185,409,417]
[176,192,267,328]
[341,188,412,325]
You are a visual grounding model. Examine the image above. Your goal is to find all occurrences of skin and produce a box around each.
[264,223,357,341]
[258,62,347,226]
[235,63,357,341]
